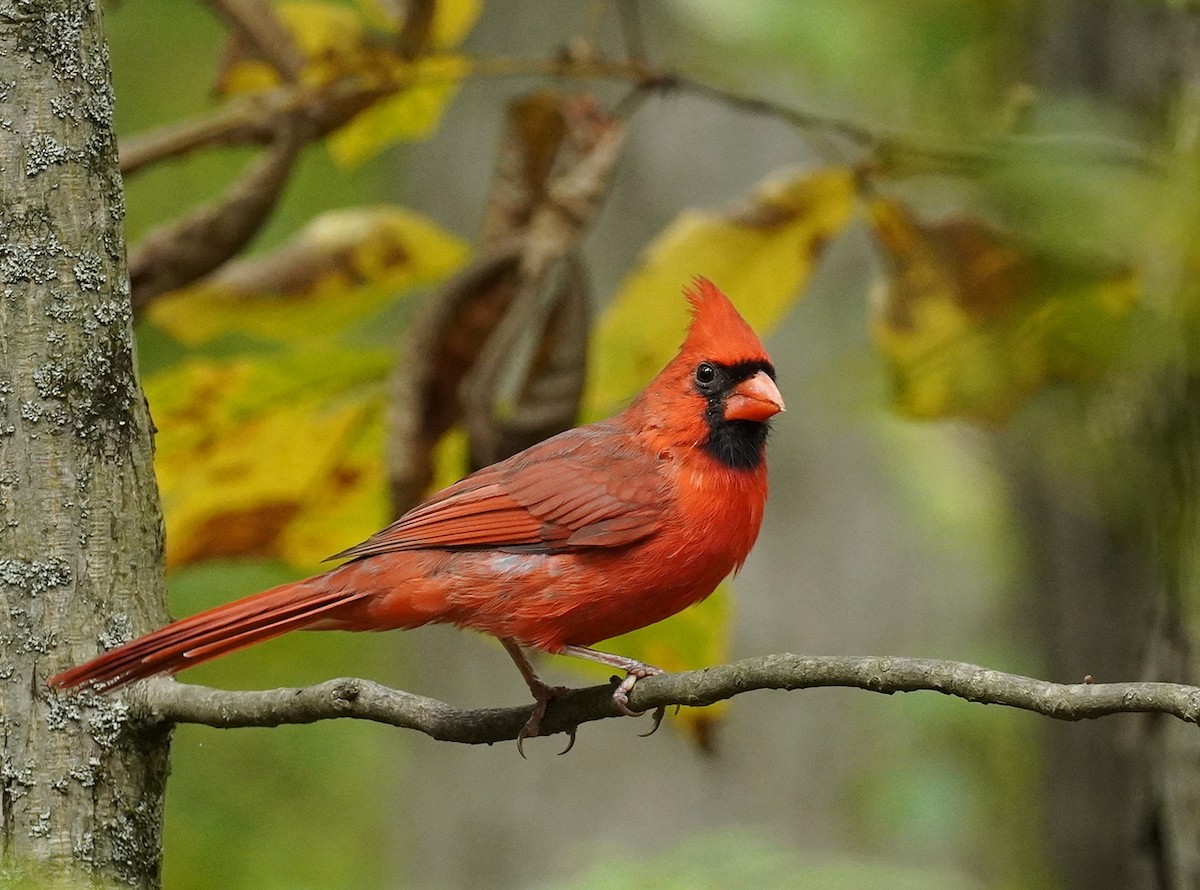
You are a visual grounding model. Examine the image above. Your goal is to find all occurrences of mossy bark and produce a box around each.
[0,1,170,886]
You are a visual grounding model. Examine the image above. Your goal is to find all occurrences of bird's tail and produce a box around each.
[48,575,371,692]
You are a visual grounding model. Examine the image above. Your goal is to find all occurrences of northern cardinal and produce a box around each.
[50,278,784,750]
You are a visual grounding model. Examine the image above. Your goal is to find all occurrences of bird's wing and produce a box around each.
[329,423,668,560]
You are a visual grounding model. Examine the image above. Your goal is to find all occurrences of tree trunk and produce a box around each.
[1020,4,1200,886]
[0,1,169,886]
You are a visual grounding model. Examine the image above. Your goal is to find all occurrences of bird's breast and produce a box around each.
[439,453,768,650]
[672,453,768,568]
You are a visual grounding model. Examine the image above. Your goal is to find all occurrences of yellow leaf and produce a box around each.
[353,0,481,46]
[868,199,1141,423]
[327,54,471,167]
[146,207,465,573]
[220,1,368,95]
[588,166,858,417]
[429,0,482,47]
[216,1,474,156]
[148,349,392,569]
[147,206,469,346]
[281,1,364,60]
[429,426,470,492]
[219,60,281,96]
[280,404,389,569]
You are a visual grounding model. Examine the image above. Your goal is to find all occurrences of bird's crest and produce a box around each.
[681,277,769,363]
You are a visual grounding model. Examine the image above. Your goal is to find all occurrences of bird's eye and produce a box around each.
[694,362,717,385]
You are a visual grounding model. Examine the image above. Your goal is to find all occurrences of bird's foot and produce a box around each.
[517,678,573,759]
[611,663,668,736]
[556,644,672,736]
[502,638,578,756]
[521,643,675,745]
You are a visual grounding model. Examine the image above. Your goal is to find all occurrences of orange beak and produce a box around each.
[724,370,785,422]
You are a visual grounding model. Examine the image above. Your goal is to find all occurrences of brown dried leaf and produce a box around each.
[395,0,436,59]
[479,90,571,250]
[462,252,590,469]
[388,92,625,515]
[387,248,524,513]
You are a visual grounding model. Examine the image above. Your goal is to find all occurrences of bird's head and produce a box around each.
[633,278,785,470]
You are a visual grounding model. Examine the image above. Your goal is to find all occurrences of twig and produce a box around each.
[395,0,436,61]
[616,0,648,65]
[119,76,391,176]
[117,52,1163,179]
[125,654,1200,748]
[128,123,306,311]
[666,76,1163,173]
[204,0,304,82]
[116,56,640,176]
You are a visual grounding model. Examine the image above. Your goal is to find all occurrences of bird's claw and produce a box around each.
[611,672,640,716]
[516,721,534,759]
[516,655,671,754]
[557,724,578,755]
[516,681,571,759]
[610,665,667,721]
[639,706,667,737]
[639,704,680,737]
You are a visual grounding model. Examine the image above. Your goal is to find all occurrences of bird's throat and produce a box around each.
[702,418,769,470]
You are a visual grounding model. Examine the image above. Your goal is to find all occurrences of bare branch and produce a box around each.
[119,77,390,176]
[395,0,436,61]
[662,75,1162,174]
[128,125,305,312]
[116,49,1160,180]
[124,654,1200,748]
[205,0,304,82]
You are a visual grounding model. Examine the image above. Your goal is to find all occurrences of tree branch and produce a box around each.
[128,123,305,311]
[117,52,1161,179]
[204,0,305,82]
[125,654,1200,747]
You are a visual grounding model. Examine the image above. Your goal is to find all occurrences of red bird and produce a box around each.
[50,278,784,750]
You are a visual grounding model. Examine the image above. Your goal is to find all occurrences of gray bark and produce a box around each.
[127,658,1200,739]
[0,1,169,886]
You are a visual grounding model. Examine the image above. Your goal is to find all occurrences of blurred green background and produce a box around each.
[104,1,1197,888]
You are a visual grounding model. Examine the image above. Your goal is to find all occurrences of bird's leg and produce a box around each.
[500,638,575,757]
[558,645,668,734]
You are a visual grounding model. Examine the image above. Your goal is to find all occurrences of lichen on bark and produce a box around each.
[0,0,170,886]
